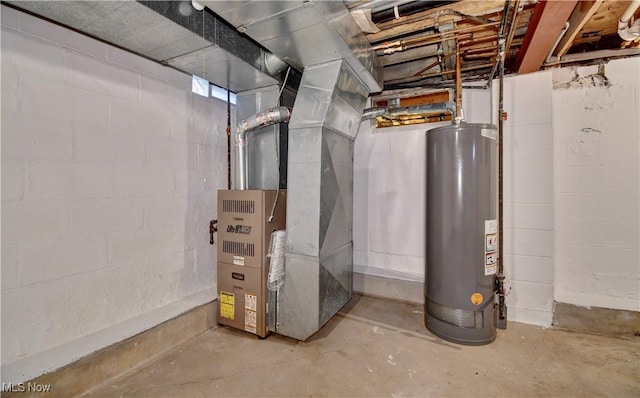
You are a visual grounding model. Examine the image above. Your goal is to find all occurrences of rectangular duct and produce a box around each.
[276,60,368,340]
[8,0,280,92]
[201,0,383,93]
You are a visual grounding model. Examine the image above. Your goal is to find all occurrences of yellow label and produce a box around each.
[220,291,235,320]
[471,292,484,306]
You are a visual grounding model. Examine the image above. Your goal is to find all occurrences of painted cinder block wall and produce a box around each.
[354,58,639,325]
[353,79,556,326]
[495,71,555,325]
[552,58,640,312]
[1,6,228,382]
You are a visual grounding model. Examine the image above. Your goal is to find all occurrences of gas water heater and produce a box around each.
[425,122,498,345]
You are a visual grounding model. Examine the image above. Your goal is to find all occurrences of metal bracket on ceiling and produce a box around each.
[438,22,455,33]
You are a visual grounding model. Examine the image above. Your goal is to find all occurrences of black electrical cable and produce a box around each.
[371,0,456,24]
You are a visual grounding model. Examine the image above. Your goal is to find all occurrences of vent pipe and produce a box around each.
[235,107,292,190]
[361,102,456,121]
[618,0,640,41]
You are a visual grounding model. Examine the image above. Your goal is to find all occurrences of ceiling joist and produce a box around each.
[514,0,578,74]
[554,0,605,57]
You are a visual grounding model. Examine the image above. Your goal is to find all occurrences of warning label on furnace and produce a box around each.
[245,293,257,311]
[484,219,498,276]
[245,309,257,333]
[233,255,245,266]
[220,291,235,320]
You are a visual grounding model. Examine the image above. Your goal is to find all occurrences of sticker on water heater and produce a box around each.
[486,233,497,252]
[485,219,497,236]
[485,253,497,276]
[484,219,498,275]
[471,293,484,305]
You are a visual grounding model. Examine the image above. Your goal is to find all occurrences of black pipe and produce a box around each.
[371,1,457,24]
[485,0,513,89]
[496,35,508,331]
[226,88,231,190]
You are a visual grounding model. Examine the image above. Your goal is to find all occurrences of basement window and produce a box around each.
[374,90,452,128]
[210,84,237,105]
[191,75,209,97]
[191,75,237,105]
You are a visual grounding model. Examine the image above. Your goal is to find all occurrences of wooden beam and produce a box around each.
[514,0,578,74]
[365,0,505,42]
[554,0,604,57]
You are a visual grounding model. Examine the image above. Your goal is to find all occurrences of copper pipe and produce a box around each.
[413,51,456,76]
[413,59,441,76]
[461,39,502,52]
[373,22,499,52]
[374,7,495,32]
[464,52,498,60]
[385,62,494,85]
[455,40,462,120]
[497,34,507,328]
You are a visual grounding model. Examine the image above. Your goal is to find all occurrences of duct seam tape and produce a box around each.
[267,230,286,291]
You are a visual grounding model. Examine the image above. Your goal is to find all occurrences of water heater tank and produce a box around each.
[425,122,498,345]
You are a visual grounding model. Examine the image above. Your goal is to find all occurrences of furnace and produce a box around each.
[216,190,286,337]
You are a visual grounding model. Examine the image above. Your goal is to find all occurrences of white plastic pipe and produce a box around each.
[191,1,205,11]
[618,0,640,41]
[546,22,570,63]
[622,0,640,22]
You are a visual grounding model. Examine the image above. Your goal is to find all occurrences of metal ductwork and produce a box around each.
[7,0,286,92]
[201,0,383,93]
[204,1,379,339]
[13,0,379,340]
[278,60,368,340]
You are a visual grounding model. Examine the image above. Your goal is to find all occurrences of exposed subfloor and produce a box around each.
[84,295,640,397]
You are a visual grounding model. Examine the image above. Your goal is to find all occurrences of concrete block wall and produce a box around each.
[353,89,492,283]
[354,80,556,326]
[552,58,640,312]
[1,6,228,381]
[493,71,555,326]
[354,61,639,326]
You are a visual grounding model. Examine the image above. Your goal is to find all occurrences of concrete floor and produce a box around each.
[84,295,640,397]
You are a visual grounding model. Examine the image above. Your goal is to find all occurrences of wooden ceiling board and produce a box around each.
[351,0,638,88]
[365,0,506,42]
[571,0,640,47]
[554,0,605,56]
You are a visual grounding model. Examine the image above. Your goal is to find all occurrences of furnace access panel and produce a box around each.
[216,190,286,337]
